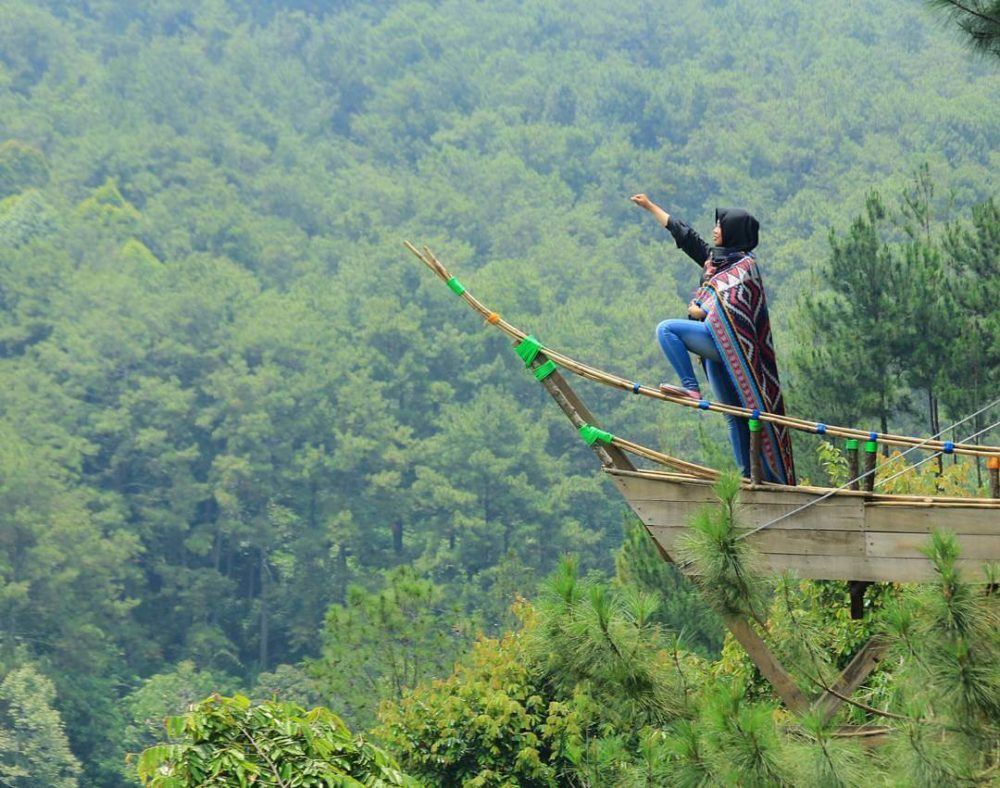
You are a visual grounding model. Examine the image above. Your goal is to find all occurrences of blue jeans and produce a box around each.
[656,318,757,478]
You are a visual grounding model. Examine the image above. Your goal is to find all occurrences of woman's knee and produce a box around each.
[656,319,686,341]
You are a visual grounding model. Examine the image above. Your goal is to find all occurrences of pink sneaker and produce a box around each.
[658,383,702,400]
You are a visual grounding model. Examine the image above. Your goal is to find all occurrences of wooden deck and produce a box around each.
[608,469,1000,582]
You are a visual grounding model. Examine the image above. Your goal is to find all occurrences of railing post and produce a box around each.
[863,433,877,493]
[846,439,860,490]
[989,456,1000,499]
[749,412,762,485]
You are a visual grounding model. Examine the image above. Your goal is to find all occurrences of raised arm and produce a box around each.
[631,194,710,268]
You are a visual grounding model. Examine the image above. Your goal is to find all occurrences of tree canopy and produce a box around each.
[0,0,996,783]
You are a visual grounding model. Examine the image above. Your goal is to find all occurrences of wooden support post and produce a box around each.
[722,615,810,714]
[848,580,871,620]
[989,456,1000,499]
[814,637,889,724]
[847,439,860,490]
[863,436,877,493]
[532,353,635,472]
[749,417,763,485]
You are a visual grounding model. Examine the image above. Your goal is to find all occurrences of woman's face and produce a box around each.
[712,221,722,246]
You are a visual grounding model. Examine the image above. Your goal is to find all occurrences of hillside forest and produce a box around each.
[0,0,997,785]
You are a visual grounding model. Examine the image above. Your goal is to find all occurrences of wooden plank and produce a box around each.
[866,532,1000,561]
[864,505,1000,536]
[814,638,890,724]
[611,471,997,581]
[616,474,830,506]
[626,497,866,533]
[758,554,987,583]
[647,526,865,558]
[722,615,810,714]
[663,549,985,582]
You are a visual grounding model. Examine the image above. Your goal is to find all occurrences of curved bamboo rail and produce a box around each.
[406,242,1000,462]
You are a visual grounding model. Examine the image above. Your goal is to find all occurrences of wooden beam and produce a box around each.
[867,531,1000,561]
[535,357,635,472]
[646,525,866,557]
[813,637,890,724]
[722,615,810,714]
[865,505,1000,534]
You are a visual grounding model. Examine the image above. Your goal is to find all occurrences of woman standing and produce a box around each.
[631,194,796,485]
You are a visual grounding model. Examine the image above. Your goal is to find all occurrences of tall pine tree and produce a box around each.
[792,192,910,436]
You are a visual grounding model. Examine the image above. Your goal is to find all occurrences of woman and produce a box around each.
[631,193,795,485]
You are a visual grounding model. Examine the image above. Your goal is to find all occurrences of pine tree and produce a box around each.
[939,197,1000,464]
[792,192,911,436]
[896,165,955,443]
[926,1,1000,58]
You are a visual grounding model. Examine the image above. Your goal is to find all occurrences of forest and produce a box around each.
[0,0,997,785]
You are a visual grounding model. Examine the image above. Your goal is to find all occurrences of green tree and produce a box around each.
[792,192,913,436]
[0,664,81,788]
[310,566,469,730]
[896,165,955,441]
[135,694,414,787]
[121,661,236,782]
[376,603,586,787]
[940,197,1000,459]
[0,141,48,199]
[615,517,725,658]
[927,0,1000,57]
[379,560,697,786]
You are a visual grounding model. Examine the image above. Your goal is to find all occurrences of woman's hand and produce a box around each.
[631,194,670,227]
[687,302,707,321]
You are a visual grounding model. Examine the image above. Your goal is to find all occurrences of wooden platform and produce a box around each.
[608,469,1000,582]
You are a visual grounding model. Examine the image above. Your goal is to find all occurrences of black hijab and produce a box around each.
[715,207,759,253]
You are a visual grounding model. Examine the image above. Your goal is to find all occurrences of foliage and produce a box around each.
[377,498,1000,786]
[309,565,472,730]
[676,473,768,622]
[0,0,994,781]
[0,141,49,200]
[791,171,999,450]
[376,604,582,787]
[927,0,1000,58]
[121,661,237,782]
[379,563,710,787]
[791,191,912,436]
[614,516,725,658]
[135,694,414,787]
[882,530,1000,784]
[530,558,690,730]
[0,664,81,788]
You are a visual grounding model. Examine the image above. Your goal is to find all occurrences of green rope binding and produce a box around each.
[579,423,613,446]
[748,418,761,433]
[534,359,558,381]
[845,439,859,451]
[446,277,465,295]
[865,440,878,453]
[515,335,542,366]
